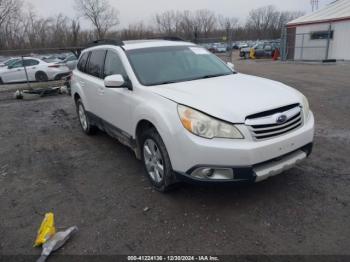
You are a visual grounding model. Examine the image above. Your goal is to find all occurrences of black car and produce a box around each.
[240,42,280,59]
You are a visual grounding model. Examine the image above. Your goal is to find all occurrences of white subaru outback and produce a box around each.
[71,39,314,192]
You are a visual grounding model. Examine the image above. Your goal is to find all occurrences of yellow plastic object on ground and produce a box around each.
[250,48,256,59]
[34,213,56,247]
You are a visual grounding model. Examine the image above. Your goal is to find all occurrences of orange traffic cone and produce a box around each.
[273,48,280,61]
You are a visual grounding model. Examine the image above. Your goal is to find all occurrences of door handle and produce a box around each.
[16,69,22,71]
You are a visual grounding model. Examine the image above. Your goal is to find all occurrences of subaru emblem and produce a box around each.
[276,115,288,124]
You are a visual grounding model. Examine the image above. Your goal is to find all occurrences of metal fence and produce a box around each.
[280,25,333,61]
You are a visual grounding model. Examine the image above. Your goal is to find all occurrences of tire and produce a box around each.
[140,128,177,192]
[76,99,97,135]
[35,71,49,82]
[0,77,3,85]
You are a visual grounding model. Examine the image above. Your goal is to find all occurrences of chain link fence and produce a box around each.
[280,25,333,61]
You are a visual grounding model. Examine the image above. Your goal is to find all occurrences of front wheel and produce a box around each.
[76,99,97,135]
[140,128,177,192]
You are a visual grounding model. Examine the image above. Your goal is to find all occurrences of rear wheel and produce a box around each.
[76,99,97,135]
[140,128,177,192]
[35,71,48,82]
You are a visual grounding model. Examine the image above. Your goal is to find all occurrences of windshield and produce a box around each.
[127,46,233,86]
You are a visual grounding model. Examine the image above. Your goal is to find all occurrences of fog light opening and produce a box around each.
[191,167,234,180]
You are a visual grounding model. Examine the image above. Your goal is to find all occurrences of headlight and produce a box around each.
[302,95,310,120]
[177,105,244,139]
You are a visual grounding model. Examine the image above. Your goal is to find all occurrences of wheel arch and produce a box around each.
[132,101,179,164]
[35,70,48,78]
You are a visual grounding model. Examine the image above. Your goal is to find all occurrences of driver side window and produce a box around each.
[103,50,127,78]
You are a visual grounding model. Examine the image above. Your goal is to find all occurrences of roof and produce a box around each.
[287,0,350,26]
[122,40,195,51]
[82,39,196,53]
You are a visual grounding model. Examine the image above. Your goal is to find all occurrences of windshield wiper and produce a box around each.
[198,73,233,80]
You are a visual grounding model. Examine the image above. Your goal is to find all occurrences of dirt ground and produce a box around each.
[0,56,350,258]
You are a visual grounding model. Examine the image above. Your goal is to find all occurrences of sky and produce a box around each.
[24,0,334,28]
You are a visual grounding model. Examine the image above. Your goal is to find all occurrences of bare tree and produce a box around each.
[0,0,22,27]
[74,0,119,39]
[179,10,196,40]
[217,15,238,40]
[154,10,182,35]
[246,5,279,39]
[0,0,22,47]
[70,19,81,46]
[194,9,217,37]
[0,2,305,50]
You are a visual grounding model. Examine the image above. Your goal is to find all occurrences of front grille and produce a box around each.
[246,105,303,140]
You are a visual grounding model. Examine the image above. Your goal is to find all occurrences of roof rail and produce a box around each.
[160,36,185,41]
[87,39,124,48]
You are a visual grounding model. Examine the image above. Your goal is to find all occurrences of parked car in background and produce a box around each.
[240,42,278,59]
[0,58,20,68]
[215,43,227,53]
[59,54,78,70]
[0,57,70,84]
[238,42,249,49]
[42,55,63,63]
[71,39,314,192]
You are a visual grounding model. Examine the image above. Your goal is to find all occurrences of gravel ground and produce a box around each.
[0,57,349,258]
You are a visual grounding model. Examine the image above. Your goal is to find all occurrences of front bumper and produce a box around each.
[168,112,315,183]
[175,143,313,184]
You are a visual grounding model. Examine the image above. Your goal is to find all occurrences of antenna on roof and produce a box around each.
[310,0,319,11]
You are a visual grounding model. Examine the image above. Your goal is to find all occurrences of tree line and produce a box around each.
[0,0,304,50]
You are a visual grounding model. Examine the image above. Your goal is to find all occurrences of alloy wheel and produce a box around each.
[143,139,164,183]
[78,104,88,131]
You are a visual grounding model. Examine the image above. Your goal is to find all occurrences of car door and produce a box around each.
[254,44,265,58]
[263,45,273,57]
[83,49,107,115]
[23,59,40,81]
[1,60,26,83]
[95,49,133,135]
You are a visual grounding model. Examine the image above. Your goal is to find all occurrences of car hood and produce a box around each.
[148,73,303,123]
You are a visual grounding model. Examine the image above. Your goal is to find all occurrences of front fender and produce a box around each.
[131,96,181,165]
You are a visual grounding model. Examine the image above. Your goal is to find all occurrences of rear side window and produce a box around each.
[11,61,24,68]
[77,52,89,72]
[24,59,39,66]
[103,50,126,78]
[86,50,106,78]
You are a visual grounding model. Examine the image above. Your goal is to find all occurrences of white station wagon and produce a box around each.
[71,39,315,192]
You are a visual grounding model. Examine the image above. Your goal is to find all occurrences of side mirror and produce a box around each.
[227,62,235,71]
[104,74,126,88]
[8,65,13,69]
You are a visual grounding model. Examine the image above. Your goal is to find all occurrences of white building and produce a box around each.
[287,0,350,61]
